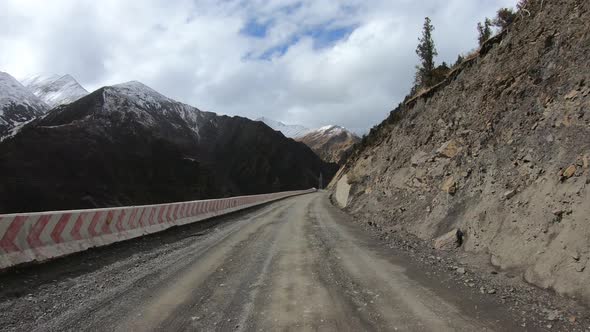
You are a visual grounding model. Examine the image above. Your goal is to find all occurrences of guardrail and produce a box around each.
[0,189,316,269]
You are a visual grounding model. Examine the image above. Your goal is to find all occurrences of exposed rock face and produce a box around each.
[0,81,338,213]
[0,72,49,137]
[296,125,360,164]
[332,1,590,304]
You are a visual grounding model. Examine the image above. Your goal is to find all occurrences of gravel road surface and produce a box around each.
[0,192,522,331]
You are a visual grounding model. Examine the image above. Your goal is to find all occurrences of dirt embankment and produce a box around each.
[331,0,590,304]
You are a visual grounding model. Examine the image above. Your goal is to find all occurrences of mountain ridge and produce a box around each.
[256,116,312,138]
[0,80,337,213]
[295,125,360,164]
[257,117,360,164]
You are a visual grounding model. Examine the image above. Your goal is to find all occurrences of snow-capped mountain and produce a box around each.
[256,117,360,164]
[99,81,213,137]
[0,80,337,213]
[311,125,353,136]
[20,74,88,108]
[296,125,360,164]
[256,117,312,138]
[0,71,49,137]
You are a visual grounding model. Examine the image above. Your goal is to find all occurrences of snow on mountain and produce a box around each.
[0,72,49,111]
[296,125,360,164]
[256,117,359,164]
[0,71,49,137]
[315,125,348,135]
[20,74,88,108]
[103,81,209,135]
[256,117,312,138]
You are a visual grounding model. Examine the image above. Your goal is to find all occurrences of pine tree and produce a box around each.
[454,54,465,67]
[492,8,517,29]
[477,18,493,46]
[415,17,438,88]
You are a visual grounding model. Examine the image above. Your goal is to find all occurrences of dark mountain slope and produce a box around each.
[0,82,337,213]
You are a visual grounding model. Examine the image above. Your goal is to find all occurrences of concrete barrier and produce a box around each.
[0,189,315,269]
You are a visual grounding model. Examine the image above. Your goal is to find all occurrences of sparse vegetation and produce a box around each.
[492,7,517,30]
[453,55,464,68]
[350,1,538,164]
[477,18,493,46]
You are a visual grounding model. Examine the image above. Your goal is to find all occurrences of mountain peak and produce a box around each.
[256,117,311,138]
[0,71,49,137]
[0,71,48,110]
[296,124,360,164]
[113,80,150,89]
[20,73,88,108]
[317,125,344,133]
[109,81,169,102]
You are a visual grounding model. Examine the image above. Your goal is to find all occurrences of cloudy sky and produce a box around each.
[0,0,516,134]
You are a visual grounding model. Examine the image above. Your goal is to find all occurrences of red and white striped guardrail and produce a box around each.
[0,189,316,269]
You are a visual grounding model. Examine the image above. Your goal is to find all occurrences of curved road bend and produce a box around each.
[0,192,520,331]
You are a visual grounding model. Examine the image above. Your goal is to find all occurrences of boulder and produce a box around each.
[436,140,461,158]
[564,89,579,100]
[411,151,430,167]
[503,189,517,200]
[561,165,577,179]
[441,177,457,195]
[433,228,463,250]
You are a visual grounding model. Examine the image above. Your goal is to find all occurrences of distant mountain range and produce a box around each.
[0,73,337,213]
[257,117,360,164]
[255,117,312,138]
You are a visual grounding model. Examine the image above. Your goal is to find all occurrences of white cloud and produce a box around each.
[0,0,517,134]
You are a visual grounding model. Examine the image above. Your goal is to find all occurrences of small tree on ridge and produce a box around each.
[415,17,438,88]
[477,18,493,46]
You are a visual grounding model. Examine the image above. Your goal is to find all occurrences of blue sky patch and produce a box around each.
[240,18,272,38]
[259,35,300,60]
[305,24,356,49]
[243,22,356,61]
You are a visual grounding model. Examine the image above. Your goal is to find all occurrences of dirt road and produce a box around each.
[0,192,521,331]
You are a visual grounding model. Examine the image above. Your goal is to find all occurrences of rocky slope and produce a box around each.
[0,72,49,137]
[296,125,360,164]
[331,0,590,305]
[0,81,337,213]
[20,74,88,107]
